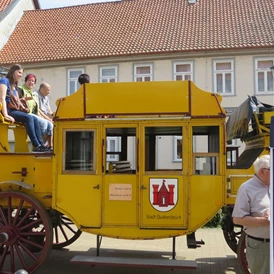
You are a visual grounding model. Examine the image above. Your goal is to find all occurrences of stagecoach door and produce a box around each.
[55,125,102,228]
[102,125,138,226]
[189,124,224,226]
[139,124,188,229]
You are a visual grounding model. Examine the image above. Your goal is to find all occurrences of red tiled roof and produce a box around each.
[0,0,13,12]
[0,0,273,65]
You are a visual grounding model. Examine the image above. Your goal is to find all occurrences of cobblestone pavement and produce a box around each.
[36,228,242,274]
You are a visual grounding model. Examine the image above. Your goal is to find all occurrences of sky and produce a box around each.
[39,0,119,9]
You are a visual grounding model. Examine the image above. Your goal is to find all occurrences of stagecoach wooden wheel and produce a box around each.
[222,222,243,253]
[222,206,243,253]
[0,191,53,274]
[49,209,82,249]
[237,232,250,274]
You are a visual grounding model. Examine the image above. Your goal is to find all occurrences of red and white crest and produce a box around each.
[149,178,178,212]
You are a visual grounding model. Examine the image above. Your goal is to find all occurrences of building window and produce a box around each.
[100,66,118,83]
[173,136,182,162]
[134,64,153,82]
[213,60,234,95]
[67,68,84,95]
[106,137,120,161]
[255,58,274,94]
[173,61,193,81]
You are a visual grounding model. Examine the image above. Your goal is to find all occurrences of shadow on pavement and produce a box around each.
[36,248,241,274]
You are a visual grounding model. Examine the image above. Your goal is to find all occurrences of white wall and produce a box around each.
[0,0,35,50]
[156,136,181,169]
[21,53,274,112]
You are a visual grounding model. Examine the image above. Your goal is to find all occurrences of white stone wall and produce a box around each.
[12,52,273,162]
[156,136,180,169]
[21,53,274,112]
[0,0,35,50]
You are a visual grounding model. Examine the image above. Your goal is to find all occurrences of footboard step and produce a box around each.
[71,256,197,269]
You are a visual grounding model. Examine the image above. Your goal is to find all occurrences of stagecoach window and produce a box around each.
[227,148,264,169]
[192,126,219,175]
[64,131,95,172]
[106,127,136,174]
[226,139,240,167]
[145,126,183,171]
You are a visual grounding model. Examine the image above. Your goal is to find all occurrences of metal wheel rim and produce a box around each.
[237,232,250,274]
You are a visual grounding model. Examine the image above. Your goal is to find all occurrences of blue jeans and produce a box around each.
[8,109,45,148]
[29,114,53,136]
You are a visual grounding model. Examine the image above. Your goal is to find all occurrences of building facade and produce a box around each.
[0,0,273,159]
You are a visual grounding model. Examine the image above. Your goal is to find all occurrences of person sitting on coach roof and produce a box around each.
[0,64,49,153]
[78,73,90,85]
[20,74,53,149]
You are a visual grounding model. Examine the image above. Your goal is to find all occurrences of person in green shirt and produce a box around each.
[20,74,53,148]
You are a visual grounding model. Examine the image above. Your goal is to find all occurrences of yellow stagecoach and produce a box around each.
[0,80,272,273]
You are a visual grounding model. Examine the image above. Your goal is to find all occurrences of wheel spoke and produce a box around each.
[9,244,15,273]
[18,240,38,261]
[50,211,82,249]
[60,218,77,234]
[14,244,28,270]
[0,245,9,268]
[16,207,35,228]
[0,207,8,226]
[7,197,12,225]
[19,236,44,251]
[12,198,25,226]
[54,226,59,244]
[20,232,46,237]
[19,217,43,232]
[61,216,74,224]
[0,191,53,274]
[58,222,69,241]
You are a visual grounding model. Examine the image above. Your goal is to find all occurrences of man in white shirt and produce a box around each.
[35,82,54,148]
[232,155,270,274]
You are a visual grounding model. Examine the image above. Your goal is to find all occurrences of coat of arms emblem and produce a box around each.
[149,178,178,212]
